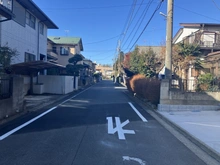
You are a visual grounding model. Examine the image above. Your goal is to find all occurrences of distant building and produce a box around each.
[96,64,113,78]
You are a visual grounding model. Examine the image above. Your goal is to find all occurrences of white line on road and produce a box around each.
[0,107,57,141]
[0,86,92,141]
[123,156,146,165]
[128,102,148,122]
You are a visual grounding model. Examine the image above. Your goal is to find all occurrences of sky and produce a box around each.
[33,0,220,65]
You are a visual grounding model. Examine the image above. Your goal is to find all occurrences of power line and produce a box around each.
[120,0,138,45]
[84,34,122,45]
[175,4,220,22]
[129,0,164,51]
[112,0,137,66]
[122,0,154,50]
[211,0,220,10]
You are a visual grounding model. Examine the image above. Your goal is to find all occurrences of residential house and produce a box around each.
[0,0,58,64]
[47,36,84,66]
[79,59,95,85]
[172,23,220,90]
[173,23,220,56]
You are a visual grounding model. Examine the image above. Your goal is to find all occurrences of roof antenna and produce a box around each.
[64,30,70,36]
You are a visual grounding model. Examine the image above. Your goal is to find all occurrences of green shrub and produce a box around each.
[196,73,214,91]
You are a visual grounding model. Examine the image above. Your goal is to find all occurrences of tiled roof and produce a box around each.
[48,37,81,45]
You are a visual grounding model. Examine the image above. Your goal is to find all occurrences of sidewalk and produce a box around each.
[122,89,220,162]
[158,110,220,156]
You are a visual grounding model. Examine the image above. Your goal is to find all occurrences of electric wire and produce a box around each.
[120,0,138,45]
[211,0,220,10]
[128,0,164,51]
[122,0,154,51]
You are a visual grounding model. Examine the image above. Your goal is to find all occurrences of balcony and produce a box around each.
[0,3,13,19]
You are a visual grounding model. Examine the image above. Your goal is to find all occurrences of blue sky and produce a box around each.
[33,0,220,65]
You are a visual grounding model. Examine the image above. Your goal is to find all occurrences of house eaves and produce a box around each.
[16,0,58,29]
[180,23,220,28]
[48,37,84,51]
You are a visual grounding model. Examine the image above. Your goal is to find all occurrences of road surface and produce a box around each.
[0,80,206,165]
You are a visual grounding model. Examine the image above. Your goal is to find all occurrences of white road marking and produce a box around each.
[0,86,92,140]
[128,102,148,122]
[107,117,135,140]
[0,107,57,141]
[185,122,220,128]
[123,156,146,165]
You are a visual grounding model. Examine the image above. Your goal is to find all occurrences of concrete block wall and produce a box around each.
[0,76,25,121]
[159,80,220,111]
[38,75,74,94]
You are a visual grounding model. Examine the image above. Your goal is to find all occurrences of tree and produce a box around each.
[129,47,162,78]
[123,52,131,69]
[0,46,19,73]
[66,54,84,88]
[66,54,83,76]
[173,43,202,79]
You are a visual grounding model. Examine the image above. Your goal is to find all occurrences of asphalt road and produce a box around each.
[0,80,207,165]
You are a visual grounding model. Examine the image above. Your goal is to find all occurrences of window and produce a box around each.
[60,47,69,55]
[25,52,36,62]
[26,11,36,29]
[39,23,44,35]
[52,47,57,53]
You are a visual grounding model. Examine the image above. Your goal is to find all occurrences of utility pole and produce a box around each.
[165,0,173,79]
[117,40,121,76]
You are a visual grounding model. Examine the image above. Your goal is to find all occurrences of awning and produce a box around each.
[9,61,65,75]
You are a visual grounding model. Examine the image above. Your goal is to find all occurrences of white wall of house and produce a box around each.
[174,28,199,44]
[0,1,48,64]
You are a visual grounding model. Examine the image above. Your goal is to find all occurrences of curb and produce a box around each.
[123,90,220,163]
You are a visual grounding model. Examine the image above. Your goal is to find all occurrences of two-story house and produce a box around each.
[172,23,220,90]
[0,0,58,65]
[173,23,220,56]
[47,36,84,66]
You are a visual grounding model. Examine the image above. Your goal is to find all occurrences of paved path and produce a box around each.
[159,110,220,154]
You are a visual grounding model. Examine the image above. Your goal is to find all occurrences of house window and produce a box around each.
[39,23,44,35]
[60,47,69,55]
[25,52,36,62]
[26,11,36,29]
[52,47,57,53]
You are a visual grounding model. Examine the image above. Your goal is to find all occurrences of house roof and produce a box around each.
[16,0,58,29]
[48,37,84,51]
[180,23,220,28]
